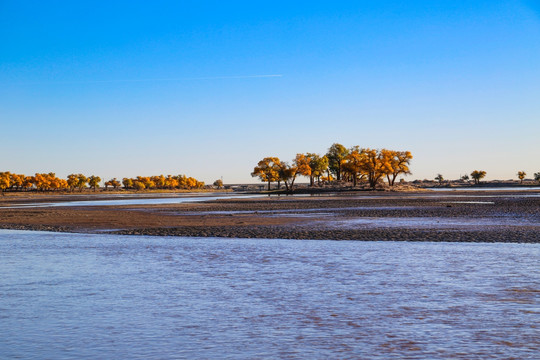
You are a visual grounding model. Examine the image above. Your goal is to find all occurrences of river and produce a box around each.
[2,192,264,208]
[0,230,538,359]
[3,188,540,209]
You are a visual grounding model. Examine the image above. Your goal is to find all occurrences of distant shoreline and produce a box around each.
[2,179,539,198]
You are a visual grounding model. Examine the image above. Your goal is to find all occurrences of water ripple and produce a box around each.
[0,230,538,359]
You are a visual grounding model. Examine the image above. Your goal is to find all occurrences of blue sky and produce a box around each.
[1,1,539,183]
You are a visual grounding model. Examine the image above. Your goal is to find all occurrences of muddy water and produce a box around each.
[0,230,538,359]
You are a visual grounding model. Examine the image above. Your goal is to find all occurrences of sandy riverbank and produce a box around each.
[0,190,539,243]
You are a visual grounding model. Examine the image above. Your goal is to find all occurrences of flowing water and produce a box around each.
[430,187,540,191]
[328,216,540,229]
[0,230,538,359]
[0,192,265,209]
[3,189,540,209]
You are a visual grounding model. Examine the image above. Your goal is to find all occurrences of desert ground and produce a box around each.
[1,189,539,243]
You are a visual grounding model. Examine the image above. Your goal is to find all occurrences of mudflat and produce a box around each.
[1,190,539,242]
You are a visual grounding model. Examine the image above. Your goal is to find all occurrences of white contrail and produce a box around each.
[187,74,283,80]
[26,74,283,85]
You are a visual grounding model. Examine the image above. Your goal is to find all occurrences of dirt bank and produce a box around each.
[1,191,539,243]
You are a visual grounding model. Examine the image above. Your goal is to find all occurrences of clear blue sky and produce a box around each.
[1,1,539,183]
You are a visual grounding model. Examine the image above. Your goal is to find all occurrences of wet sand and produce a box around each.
[1,191,539,242]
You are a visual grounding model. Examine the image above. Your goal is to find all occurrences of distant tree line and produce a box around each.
[0,172,204,193]
[120,175,204,191]
[252,143,413,191]
[442,170,487,185]
[436,170,540,185]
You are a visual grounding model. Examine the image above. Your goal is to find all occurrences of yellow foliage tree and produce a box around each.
[307,153,329,186]
[165,175,179,189]
[252,157,281,191]
[122,178,133,189]
[105,178,121,190]
[326,143,349,181]
[0,171,204,193]
[294,154,312,182]
[470,170,486,185]
[213,179,224,189]
[0,172,11,193]
[177,175,188,189]
[9,173,24,190]
[133,181,146,191]
[76,174,88,192]
[152,175,166,189]
[67,174,79,192]
[342,147,366,186]
[385,150,413,186]
[34,173,50,191]
[360,149,393,188]
[88,175,101,192]
[22,176,34,190]
[277,162,299,191]
[185,177,198,189]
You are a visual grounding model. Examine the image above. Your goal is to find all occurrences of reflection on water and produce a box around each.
[0,230,538,359]
[329,216,540,229]
[2,193,263,208]
[429,187,540,191]
[4,188,540,209]
[441,201,495,204]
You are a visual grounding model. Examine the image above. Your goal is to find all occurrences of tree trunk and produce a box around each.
[286,173,297,192]
[267,180,271,191]
[369,174,376,189]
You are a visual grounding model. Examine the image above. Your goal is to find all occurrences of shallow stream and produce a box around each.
[1,230,538,359]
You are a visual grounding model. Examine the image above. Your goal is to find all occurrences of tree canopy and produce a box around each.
[251,157,281,191]
[470,170,487,185]
[326,143,349,181]
[0,172,205,192]
[253,144,414,190]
